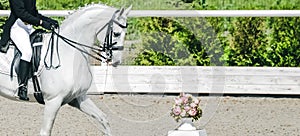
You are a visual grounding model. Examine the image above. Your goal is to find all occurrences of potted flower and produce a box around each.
[170,92,202,130]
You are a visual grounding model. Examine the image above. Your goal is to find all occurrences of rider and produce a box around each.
[0,0,59,101]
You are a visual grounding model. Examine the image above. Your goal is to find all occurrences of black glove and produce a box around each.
[41,16,59,29]
[48,19,59,28]
[41,20,53,30]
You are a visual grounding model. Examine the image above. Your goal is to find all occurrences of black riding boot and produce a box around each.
[17,60,31,101]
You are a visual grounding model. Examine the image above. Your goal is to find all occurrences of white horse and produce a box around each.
[0,4,131,136]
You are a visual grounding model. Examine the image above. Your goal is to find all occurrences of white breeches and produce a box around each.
[10,19,35,62]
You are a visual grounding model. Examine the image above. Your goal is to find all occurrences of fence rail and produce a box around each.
[0,10,300,17]
[88,66,300,95]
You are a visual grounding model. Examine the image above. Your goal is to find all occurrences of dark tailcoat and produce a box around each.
[0,0,51,46]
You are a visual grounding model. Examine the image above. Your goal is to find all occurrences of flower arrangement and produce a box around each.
[170,93,202,122]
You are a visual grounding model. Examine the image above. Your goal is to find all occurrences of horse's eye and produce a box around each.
[113,32,121,37]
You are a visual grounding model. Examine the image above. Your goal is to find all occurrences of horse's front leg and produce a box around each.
[68,95,112,136]
[40,97,63,136]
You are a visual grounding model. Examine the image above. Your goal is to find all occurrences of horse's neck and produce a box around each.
[40,5,116,71]
[53,18,110,63]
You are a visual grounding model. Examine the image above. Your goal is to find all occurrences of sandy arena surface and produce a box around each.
[0,94,299,136]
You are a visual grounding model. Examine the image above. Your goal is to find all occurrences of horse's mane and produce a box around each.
[61,3,115,29]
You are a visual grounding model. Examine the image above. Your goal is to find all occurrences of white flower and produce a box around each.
[180,110,187,117]
[194,99,200,104]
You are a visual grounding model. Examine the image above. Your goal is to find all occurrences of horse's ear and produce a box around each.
[124,5,132,16]
[120,5,125,10]
[119,6,125,16]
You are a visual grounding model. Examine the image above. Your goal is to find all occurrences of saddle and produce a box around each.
[10,29,47,104]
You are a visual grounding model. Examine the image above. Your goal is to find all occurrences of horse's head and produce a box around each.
[100,5,132,66]
[60,4,132,66]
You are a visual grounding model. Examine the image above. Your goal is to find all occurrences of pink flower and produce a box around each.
[188,108,198,116]
[190,103,197,108]
[173,106,181,115]
[184,106,191,111]
[175,98,183,105]
[181,96,189,104]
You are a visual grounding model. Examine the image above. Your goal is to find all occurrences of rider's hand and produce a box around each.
[48,19,59,29]
[41,20,53,30]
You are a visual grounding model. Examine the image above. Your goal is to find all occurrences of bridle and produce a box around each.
[95,9,127,62]
[44,9,127,69]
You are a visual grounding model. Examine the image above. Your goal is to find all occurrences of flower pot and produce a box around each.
[177,118,197,131]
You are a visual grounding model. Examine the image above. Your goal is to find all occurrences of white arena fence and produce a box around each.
[90,66,300,95]
[0,10,300,95]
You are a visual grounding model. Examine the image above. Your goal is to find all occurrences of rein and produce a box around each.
[44,9,126,69]
[44,28,60,69]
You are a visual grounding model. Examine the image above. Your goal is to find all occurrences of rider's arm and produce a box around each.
[32,2,53,24]
[9,0,41,26]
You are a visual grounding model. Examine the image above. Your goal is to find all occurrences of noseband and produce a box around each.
[95,9,127,62]
[45,9,127,69]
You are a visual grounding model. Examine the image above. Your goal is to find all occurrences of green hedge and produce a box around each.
[130,1,300,66]
[133,15,300,66]
[267,17,300,66]
[223,17,268,66]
